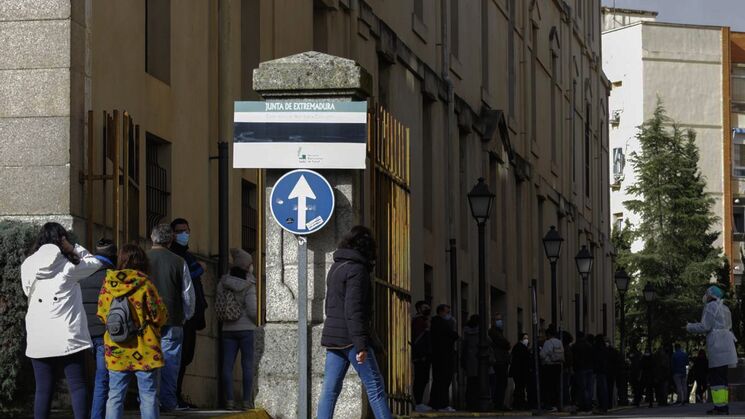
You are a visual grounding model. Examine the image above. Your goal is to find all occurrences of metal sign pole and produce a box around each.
[298,236,309,419]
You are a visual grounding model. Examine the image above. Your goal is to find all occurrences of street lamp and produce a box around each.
[543,226,564,326]
[467,177,495,412]
[614,268,630,406]
[643,282,656,353]
[575,245,594,333]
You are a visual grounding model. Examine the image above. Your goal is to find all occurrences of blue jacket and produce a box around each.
[671,349,689,375]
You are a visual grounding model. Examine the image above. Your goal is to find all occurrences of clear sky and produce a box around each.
[601,0,745,32]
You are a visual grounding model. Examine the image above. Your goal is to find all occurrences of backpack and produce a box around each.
[106,291,141,343]
[215,285,245,322]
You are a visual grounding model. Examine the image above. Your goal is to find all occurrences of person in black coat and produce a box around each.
[170,218,209,409]
[509,333,531,410]
[593,335,610,413]
[79,238,117,419]
[317,226,392,419]
[430,303,459,410]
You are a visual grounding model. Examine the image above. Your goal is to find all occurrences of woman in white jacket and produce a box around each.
[21,223,102,419]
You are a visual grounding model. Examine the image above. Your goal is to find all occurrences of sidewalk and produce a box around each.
[8,408,270,419]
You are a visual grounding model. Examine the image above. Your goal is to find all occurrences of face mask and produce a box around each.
[703,294,710,304]
[175,232,190,246]
[443,314,453,321]
[249,265,254,275]
[522,339,529,346]
[495,320,504,329]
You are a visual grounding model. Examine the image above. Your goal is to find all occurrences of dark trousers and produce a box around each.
[695,376,708,402]
[466,376,480,410]
[632,378,643,406]
[221,330,255,403]
[31,351,88,419]
[596,373,609,411]
[655,380,669,406]
[513,375,528,409]
[491,366,508,409]
[430,357,454,409]
[177,320,198,402]
[541,364,561,408]
[575,369,594,411]
[413,359,431,405]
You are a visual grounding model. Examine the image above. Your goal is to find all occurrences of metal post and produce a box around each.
[477,223,490,411]
[449,238,460,407]
[619,292,627,405]
[558,298,564,412]
[580,276,586,333]
[218,142,229,276]
[574,293,580,337]
[531,279,542,413]
[297,236,309,419]
[550,261,557,327]
[646,303,652,354]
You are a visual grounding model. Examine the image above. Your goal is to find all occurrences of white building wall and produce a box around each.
[604,22,725,252]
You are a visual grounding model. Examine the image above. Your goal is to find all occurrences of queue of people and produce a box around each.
[21,221,257,419]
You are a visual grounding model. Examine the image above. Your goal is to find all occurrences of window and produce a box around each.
[146,133,171,233]
[450,0,459,58]
[585,103,591,198]
[423,99,434,231]
[481,0,489,90]
[507,0,516,116]
[613,213,623,232]
[490,157,498,239]
[459,134,468,250]
[145,0,171,84]
[551,53,559,164]
[537,197,544,292]
[572,80,577,184]
[414,0,424,20]
[531,25,538,144]
[424,264,433,305]
[734,131,745,177]
[241,180,258,254]
[517,307,524,335]
[734,199,745,240]
[460,281,469,331]
[241,0,260,99]
[733,66,745,103]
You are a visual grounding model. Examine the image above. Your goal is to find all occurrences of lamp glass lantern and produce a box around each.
[615,268,630,294]
[467,178,496,224]
[643,282,656,303]
[575,245,594,278]
[542,225,564,263]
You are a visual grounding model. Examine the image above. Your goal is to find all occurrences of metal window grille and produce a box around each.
[146,136,170,233]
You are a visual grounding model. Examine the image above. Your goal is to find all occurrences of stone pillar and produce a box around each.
[0,0,90,231]
[252,52,372,419]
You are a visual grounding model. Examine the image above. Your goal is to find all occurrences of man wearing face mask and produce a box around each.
[170,218,209,410]
[510,333,531,410]
[686,285,738,416]
[489,313,511,410]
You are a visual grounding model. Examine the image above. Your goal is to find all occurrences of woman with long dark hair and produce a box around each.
[98,244,167,419]
[21,222,103,419]
[317,225,392,419]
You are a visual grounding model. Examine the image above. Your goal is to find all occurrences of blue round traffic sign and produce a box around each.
[270,169,335,235]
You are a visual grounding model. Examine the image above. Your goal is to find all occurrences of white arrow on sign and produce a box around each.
[288,175,316,230]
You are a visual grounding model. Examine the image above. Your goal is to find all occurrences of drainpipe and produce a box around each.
[441,0,460,407]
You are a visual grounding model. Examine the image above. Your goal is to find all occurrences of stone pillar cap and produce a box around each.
[252,51,372,99]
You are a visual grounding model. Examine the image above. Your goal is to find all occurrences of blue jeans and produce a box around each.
[106,370,158,419]
[160,326,183,410]
[317,348,392,419]
[221,330,255,403]
[596,373,609,411]
[31,350,88,419]
[91,337,109,419]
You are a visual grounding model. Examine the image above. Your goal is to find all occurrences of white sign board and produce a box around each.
[233,100,367,169]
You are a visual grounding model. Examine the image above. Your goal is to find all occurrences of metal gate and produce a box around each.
[367,105,412,415]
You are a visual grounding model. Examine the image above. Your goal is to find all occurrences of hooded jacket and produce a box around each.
[320,249,373,352]
[461,325,481,377]
[218,273,258,332]
[21,244,102,358]
[97,269,168,371]
[687,298,738,368]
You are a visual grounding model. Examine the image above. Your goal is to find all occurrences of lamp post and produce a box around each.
[575,245,594,333]
[543,226,564,327]
[643,282,656,353]
[468,177,495,412]
[614,268,630,406]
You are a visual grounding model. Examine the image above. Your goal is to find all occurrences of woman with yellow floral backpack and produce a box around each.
[97,244,168,419]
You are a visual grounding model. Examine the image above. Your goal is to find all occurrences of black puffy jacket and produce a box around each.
[320,249,372,352]
[79,258,114,338]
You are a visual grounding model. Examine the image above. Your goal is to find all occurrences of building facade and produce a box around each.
[603,7,745,283]
[0,0,612,414]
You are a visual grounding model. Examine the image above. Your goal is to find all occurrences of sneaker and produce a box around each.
[438,406,456,412]
[242,400,255,410]
[415,404,433,412]
[174,403,190,411]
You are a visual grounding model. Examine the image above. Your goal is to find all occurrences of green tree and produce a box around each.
[623,100,723,347]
